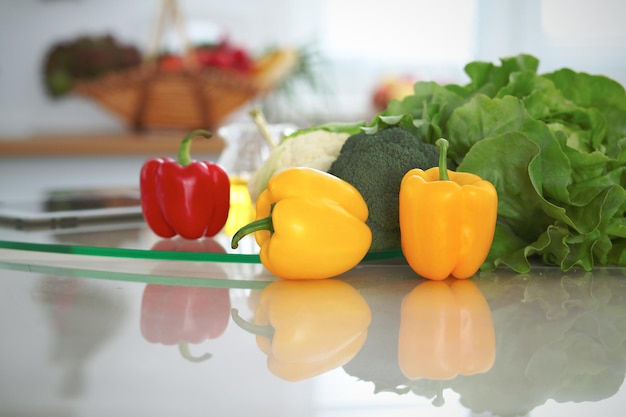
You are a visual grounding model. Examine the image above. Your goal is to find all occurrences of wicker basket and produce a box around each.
[72,49,298,131]
[72,0,298,131]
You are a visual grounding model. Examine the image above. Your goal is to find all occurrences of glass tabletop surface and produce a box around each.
[1,221,626,416]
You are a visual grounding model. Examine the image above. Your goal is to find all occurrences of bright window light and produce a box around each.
[320,0,477,64]
[541,0,626,43]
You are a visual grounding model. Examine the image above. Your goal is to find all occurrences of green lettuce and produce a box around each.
[383,54,626,272]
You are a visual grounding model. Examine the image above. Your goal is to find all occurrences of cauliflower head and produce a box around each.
[248,122,364,201]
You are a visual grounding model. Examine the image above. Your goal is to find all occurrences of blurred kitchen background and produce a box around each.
[0,0,625,140]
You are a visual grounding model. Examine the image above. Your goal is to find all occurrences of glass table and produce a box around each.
[1,218,625,417]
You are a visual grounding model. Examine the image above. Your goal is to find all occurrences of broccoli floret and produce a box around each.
[328,126,440,251]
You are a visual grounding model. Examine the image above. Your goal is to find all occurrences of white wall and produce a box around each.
[475,0,626,80]
[1,0,625,139]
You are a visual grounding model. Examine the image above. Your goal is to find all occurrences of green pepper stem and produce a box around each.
[230,308,274,339]
[178,129,213,167]
[231,216,273,249]
[435,138,450,181]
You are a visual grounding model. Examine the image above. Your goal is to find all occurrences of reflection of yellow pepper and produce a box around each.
[231,279,371,381]
[398,278,496,380]
[231,167,372,279]
[399,139,498,280]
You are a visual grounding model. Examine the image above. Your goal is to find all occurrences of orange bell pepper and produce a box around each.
[398,278,496,380]
[231,279,371,381]
[399,138,498,280]
[231,167,372,279]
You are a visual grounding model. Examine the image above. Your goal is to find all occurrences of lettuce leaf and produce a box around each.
[384,54,626,272]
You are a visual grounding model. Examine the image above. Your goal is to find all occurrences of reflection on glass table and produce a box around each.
[1,248,626,416]
[0,220,261,261]
[231,279,372,382]
[1,215,626,416]
[343,268,626,416]
[140,282,231,363]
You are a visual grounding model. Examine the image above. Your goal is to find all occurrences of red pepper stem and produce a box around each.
[230,215,273,249]
[230,308,274,338]
[435,138,450,181]
[178,129,213,167]
[177,342,212,363]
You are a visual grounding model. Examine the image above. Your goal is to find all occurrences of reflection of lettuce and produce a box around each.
[448,269,626,417]
[342,269,626,416]
[384,54,626,272]
[342,277,415,393]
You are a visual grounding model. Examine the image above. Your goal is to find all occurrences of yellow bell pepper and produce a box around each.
[231,279,372,381]
[399,138,498,280]
[398,278,496,380]
[231,167,372,279]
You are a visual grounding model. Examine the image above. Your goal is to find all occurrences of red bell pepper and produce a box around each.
[140,238,231,362]
[140,129,230,239]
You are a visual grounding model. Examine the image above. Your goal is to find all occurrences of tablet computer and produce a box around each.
[0,187,144,230]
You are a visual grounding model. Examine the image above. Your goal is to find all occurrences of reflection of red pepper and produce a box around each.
[149,236,227,253]
[140,130,230,239]
[140,238,231,361]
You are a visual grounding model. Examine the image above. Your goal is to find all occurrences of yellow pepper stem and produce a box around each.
[231,214,274,249]
[230,308,274,338]
[435,138,450,181]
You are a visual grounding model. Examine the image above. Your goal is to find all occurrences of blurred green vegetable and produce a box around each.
[42,34,141,98]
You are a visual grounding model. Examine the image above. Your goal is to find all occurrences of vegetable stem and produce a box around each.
[250,107,277,149]
[177,342,212,363]
[230,308,274,338]
[178,129,212,166]
[231,215,274,249]
[435,138,450,181]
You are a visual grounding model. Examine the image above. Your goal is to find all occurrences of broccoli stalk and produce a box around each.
[328,126,440,251]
